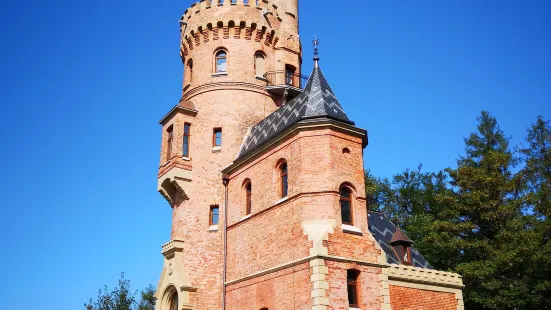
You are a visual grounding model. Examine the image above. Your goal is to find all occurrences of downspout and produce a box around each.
[221,173,230,310]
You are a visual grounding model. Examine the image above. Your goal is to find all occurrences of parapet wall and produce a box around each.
[179,0,296,58]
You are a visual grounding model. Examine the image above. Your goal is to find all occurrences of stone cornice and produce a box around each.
[158,105,198,125]
[386,264,464,289]
[183,81,269,101]
[161,240,185,259]
[223,118,368,175]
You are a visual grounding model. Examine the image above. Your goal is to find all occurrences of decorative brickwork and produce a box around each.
[389,285,458,310]
[154,0,464,309]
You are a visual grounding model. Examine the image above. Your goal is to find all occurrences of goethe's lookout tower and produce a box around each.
[154,1,465,310]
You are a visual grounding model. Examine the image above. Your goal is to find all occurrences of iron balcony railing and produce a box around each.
[264,71,308,89]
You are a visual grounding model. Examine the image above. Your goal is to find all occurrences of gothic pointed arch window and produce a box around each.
[340,186,353,225]
[215,49,227,73]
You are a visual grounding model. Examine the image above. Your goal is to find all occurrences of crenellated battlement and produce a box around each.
[178,0,285,58]
[181,0,283,25]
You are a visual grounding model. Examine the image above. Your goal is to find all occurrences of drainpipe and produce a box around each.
[221,173,230,310]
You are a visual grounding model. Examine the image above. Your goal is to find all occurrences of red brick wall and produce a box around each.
[325,261,382,310]
[226,262,312,310]
[389,285,457,310]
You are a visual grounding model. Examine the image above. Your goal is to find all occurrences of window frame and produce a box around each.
[183,123,191,158]
[340,187,353,225]
[347,269,360,308]
[170,292,178,310]
[166,125,174,161]
[210,205,220,226]
[215,49,228,73]
[245,181,252,216]
[254,51,266,77]
[187,59,193,83]
[279,161,288,198]
[213,128,222,147]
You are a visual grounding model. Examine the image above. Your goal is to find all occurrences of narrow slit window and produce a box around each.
[340,187,352,225]
[245,181,252,215]
[210,205,219,225]
[166,125,173,161]
[347,270,359,307]
[183,123,191,158]
[188,59,193,83]
[213,128,222,147]
[280,162,288,198]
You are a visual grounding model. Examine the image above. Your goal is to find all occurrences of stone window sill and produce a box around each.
[182,156,191,161]
[208,225,219,231]
[350,308,361,310]
[240,214,251,222]
[212,72,228,77]
[342,224,363,235]
[212,146,222,152]
[274,196,288,205]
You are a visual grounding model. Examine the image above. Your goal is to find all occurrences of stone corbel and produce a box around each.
[158,167,192,206]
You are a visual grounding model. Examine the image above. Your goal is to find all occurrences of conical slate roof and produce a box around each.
[237,67,353,158]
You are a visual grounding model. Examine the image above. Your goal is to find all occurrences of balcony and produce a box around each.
[263,71,308,102]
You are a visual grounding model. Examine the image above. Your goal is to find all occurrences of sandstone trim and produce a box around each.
[225,254,388,286]
[183,82,270,100]
[387,264,464,289]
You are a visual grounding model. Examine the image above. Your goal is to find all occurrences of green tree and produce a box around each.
[85,273,156,310]
[445,111,533,309]
[519,116,551,309]
[138,285,156,310]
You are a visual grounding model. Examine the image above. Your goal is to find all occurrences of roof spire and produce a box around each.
[313,35,320,68]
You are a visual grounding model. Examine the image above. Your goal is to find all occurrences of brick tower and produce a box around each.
[155,0,302,309]
[155,1,464,309]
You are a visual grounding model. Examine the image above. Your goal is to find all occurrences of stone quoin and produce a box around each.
[153,1,464,309]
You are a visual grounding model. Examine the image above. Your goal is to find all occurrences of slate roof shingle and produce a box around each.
[237,67,353,158]
[368,211,433,269]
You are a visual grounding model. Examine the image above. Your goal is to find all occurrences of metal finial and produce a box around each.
[313,35,320,68]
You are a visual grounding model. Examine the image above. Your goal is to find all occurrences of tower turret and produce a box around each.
[155,1,302,309]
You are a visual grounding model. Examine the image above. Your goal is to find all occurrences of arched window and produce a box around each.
[340,187,353,225]
[187,59,193,83]
[166,125,174,161]
[255,52,266,77]
[170,292,179,310]
[215,50,227,73]
[279,162,288,198]
[347,269,360,307]
[245,181,252,215]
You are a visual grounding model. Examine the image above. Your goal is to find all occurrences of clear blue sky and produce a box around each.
[1,0,549,309]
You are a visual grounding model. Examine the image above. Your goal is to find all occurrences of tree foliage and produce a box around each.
[85,273,156,310]
[367,112,551,309]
